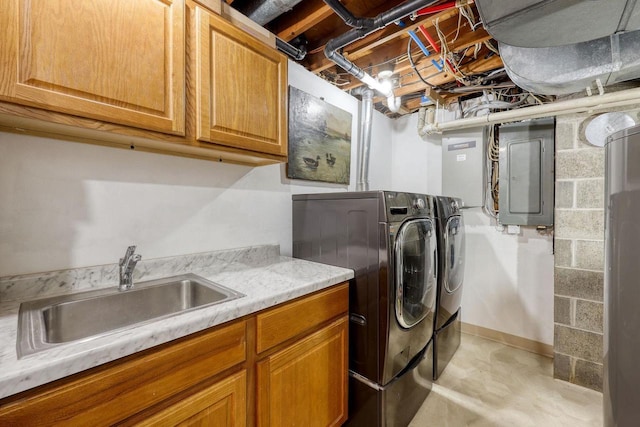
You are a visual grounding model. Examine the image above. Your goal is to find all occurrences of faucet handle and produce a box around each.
[120,245,137,266]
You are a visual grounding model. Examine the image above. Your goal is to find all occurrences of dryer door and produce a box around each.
[395,218,438,329]
[444,215,465,294]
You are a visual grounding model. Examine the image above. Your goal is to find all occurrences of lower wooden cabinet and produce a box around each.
[135,370,247,427]
[0,282,349,426]
[0,320,247,426]
[257,318,348,427]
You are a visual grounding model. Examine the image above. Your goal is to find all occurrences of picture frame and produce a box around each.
[286,86,352,184]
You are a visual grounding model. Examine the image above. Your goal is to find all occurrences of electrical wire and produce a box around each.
[433,17,467,84]
[407,37,432,86]
[458,4,476,31]
[484,40,499,55]
[482,124,500,219]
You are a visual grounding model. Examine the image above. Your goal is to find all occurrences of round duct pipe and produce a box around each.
[354,88,374,191]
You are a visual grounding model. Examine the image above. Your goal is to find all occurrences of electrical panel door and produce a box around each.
[498,118,555,225]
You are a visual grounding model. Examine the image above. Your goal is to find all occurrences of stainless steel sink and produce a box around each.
[17,273,244,358]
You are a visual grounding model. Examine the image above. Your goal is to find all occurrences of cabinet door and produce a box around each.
[256,317,348,427]
[135,370,247,427]
[0,0,185,135]
[194,6,287,157]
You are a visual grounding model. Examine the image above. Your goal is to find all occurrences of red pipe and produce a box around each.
[414,1,456,16]
[418,24,440,53]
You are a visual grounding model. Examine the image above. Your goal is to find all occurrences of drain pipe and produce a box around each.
[353,87,374,191]
[417,106,436,137]
[323,0,440,112]
[420,87,640,134]
[276,37,306,61]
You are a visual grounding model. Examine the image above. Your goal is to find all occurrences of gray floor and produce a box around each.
[410,333,603,426]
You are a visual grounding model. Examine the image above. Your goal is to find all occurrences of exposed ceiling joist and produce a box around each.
[235,0,513,115]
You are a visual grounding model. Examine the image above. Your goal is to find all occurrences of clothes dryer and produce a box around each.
[293,191,437,426]
[433,196,466,380]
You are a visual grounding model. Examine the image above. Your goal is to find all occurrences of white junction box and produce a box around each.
[442,127,487,207]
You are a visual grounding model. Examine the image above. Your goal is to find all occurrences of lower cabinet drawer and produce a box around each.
[255,282,349,354]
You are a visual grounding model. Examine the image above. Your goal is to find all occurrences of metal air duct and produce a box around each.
[353,87,374,191]
[500,30,640,95]
[476,0,640,48]
[236,0,305,25]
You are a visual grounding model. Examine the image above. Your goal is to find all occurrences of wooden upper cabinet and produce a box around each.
[0,0,185,135]
[194,6,288,157]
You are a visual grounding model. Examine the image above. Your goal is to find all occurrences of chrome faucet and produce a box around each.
[119,245,141,291]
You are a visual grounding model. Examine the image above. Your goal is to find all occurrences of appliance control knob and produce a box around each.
[413,198,426,209]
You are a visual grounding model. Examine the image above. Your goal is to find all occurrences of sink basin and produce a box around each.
[17,273,244,358]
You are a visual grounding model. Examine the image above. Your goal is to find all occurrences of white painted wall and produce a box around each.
[390,110,554,346]
[391,112,442,194]
[0,58,554,346]
[462,210,555,345]
[0,61,394,276]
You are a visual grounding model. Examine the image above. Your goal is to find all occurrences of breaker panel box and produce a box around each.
[498,117,555,226]
[442,127,487,207]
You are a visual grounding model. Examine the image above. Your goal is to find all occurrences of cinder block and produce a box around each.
[556,149,604,179]
[556,181,574,209]
[574,359,603,392]
[555,210,604,240]
[555,120,576,150]
[554,325,603,363]
[555,267,603,301]
[554,296,572,326]
[575,240,604,271]
[576,179,604,209]
[575,300,603,333]
[553,352,572,381]
[554,239,573,267]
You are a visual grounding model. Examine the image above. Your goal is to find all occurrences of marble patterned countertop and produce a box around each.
[0,245,353,400]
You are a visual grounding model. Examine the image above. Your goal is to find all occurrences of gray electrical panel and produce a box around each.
[498,118,555,225]
[442,127,487,207]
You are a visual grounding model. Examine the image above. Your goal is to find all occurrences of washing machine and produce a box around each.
[432,196,466,380]
[292,191,438,426]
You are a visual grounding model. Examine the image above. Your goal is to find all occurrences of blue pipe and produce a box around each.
[407,30,430,57]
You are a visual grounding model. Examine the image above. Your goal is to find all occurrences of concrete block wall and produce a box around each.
[553,114,605,391]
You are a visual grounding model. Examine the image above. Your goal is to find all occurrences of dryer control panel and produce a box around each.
[383,191,435,221]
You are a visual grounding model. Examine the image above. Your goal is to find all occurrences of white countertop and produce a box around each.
[0,245,353,400]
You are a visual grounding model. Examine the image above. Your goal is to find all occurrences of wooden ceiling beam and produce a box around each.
[345,8,460,61]
[272,1,336,42]
[401,54,504,94]
[371,53,504,104]
[340,25,495,92]
[305,7,461,74]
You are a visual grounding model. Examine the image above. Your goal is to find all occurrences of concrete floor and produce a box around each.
[410,333,603,426]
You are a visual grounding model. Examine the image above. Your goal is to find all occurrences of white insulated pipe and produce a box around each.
[420,87,640,134]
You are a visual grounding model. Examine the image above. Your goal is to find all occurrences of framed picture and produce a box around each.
[287,86,352,184]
